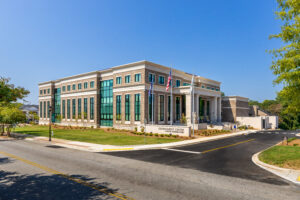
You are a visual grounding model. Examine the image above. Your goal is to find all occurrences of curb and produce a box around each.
[252,150,300,185]
[11,130,257,153]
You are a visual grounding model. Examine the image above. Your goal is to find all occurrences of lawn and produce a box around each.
[13,125,182,146]
[259,145,300,170]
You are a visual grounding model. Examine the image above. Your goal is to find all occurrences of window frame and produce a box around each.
[125,94,130,121]
[116,76,122,85]
[125,75,131,84]
[134,73,141,82]
[158,76,165,85]
[134,94,141,121]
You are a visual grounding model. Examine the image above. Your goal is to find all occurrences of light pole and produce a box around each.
[49,106,52,142]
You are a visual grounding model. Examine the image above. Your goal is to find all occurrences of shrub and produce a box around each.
[154,133,159,137]
[134,127,138,132]
[141,126,145,133]
[149,133,153,136]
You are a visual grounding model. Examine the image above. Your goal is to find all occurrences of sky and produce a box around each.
[0,0,283,105]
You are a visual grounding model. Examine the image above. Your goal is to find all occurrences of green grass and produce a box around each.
[287,137,297,143]
[259,145,300,169]
[13,125,182,146]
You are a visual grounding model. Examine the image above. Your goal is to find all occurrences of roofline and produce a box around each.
[39,60,221,86]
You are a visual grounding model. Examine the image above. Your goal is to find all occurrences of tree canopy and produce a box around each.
[0,77,29,105]
[269,0,300,114]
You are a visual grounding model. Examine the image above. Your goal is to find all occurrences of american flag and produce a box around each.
[148,77,154,96]
[166,69,172,91]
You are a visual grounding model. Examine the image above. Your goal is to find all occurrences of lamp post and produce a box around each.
[49,106,52,142]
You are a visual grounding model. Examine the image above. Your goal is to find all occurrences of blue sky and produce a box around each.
[0,0,283,105]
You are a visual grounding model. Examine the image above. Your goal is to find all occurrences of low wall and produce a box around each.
[142,124,191,137]
[236,116,263,129]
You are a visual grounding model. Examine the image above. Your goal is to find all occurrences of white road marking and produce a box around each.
[162,148,201,154]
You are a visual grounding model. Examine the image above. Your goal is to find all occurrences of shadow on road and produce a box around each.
[0,170,121,200]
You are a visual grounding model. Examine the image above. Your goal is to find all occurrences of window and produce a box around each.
[116,77,122,85]
[72,84,76,90]
[84,98,88,119]
[211,87,215,90]
[100,80,113,126]
[216,88,220,91]
[183,82,190,86]
[62,100,65,119]
[44,89,46,94]
[206,86,210,90]
[90,81,94,88]
[54,88,61,123]
[135,94,140,121]
[135,74,141,82]
[84,82,88,89]
[159,95,164,121]
[201,85,205,88]
[67,99,70,119]
[158,76,165,85]
[90,97,94,120]
[47,89,50,94]
[207,101,210,116]
[176,97,180,121]
[125,94,130,121]
[176,80,181,87]
[62,86,66,92]
[40,102,42,117]
[116,95,121,120]
[78,83,82,90]
[47,101,50,118]
[72,99,76,119]
[77,99,81,119]
[43,101,46,118]
[40,90,42,95]
[149,94,154,122]
[125,75,131,83]
[149,73,155,83]
[67,85,71,91]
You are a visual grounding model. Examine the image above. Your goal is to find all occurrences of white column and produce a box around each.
[217,97,221,122]
[210,97,217,122]
[196,94,199,122]
[185,94,192,125]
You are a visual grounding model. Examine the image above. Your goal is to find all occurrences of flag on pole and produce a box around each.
[190,75,194,93]
[148,77,154,96]
[166,69,172,91]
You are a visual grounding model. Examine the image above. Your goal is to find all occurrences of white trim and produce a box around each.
[113,64,145,74]
[134,121,141,125]
[39,83,52,87]
[100,71,113,78]
[125,121,131,124]
[113,85,146,92]
[60,74,97,84]
[39,96,52,100]
[61,90,97,98]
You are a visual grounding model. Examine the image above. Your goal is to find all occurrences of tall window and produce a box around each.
[62,86,66,92]
[40,90,42,95]
[135,94,141,121]
[125,94,130,121]
[90,97,94,120]
[72,84,76,90]
[67,99,70,119]
[159,95,164,121]
[125,75,131,83]
[84,98,88,119]
[84,82,88,89]
[149,94,154,122]
[67,85,71,91]
[149,73,155,83]
[158,76,165,85]
[62,100,65,119]
[78,83,82,90]
[116,77,122,84]
[100,80,113,126]
[90,81,94,88]
[72,99,76,119]
[47,101,50,118]
[135,74,141,82]
[44,89,46,94]
[199,97,204,116]
[78,98,81,119]
[43,101,46,118]
[40,102,42,117]
[207,101,210,116]
[47,89,50,94]
[116,95,121,120]
[176,80,181,87]
[168,96,171,121]
[176,97,180,121]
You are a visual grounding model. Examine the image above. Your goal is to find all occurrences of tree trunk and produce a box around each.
[6,126,11,137]
[0,124,4,136]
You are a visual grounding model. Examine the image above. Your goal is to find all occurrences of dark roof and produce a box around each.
[21,105,39,112]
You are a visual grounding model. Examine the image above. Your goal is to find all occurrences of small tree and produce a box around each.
[0,105,26,136]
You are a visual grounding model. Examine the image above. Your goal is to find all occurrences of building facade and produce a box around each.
[221,96,250,122]
[39,61,222,130]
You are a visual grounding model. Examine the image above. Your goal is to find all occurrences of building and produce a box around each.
[38,61,222,131]
[222,96,278,129]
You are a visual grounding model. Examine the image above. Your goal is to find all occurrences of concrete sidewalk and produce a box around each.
[9,130,257,152]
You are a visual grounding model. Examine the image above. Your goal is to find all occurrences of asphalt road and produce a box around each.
[105,130,300,185]
[0,130,299,200]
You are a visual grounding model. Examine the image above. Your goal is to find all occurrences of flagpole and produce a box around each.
[152,78,154,125]
[170,68,173,126]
